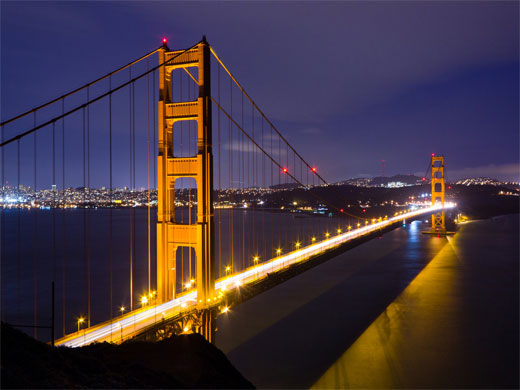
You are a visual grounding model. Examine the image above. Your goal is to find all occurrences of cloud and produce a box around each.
[139,2,518,123]
[223,140,262,154]
[301,127,322,135]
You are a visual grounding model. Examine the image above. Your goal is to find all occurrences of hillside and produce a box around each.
[1,323,254,389]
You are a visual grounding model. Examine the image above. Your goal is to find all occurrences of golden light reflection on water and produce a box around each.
[312,234,464,389]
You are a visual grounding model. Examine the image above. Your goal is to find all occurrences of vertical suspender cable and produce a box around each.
[241,93,245,269]
[153,71,156,197]
[278,133,281,251]
[87,87,91,327]
[251,101,255,260]
[132,73,136,295]
[82,107,87,325]
[188,74,192,282]
[109,75,113,339]
[17,139,21,325]
[270,123,273,258]
[33,112,38,338]
[147,58,151,295]
[217,62,222,278]
[180,71,184,286]
[129,68,133,311]
[52,121,56,332]
[261,118,265,262]
[229,77,233,272]
[61,99,66,336]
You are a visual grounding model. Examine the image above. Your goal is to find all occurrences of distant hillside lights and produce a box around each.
[456,177,520,186]
[385,181,411,188]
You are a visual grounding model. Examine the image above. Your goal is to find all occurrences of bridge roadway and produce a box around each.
[56,203,453,348]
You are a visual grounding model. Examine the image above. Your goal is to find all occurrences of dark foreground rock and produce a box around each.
[1,323,254,389]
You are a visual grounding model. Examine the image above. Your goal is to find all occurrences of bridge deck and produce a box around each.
[55,204,453,347]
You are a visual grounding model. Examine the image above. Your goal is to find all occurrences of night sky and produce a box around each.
[1,1,518,186]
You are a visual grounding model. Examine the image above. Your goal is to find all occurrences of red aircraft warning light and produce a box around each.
[282,167,288,173]
[162,37,168,45]
[422,177,426,181]
[431,153,435,157]
[340,209,344,213]
[312,167,317,172]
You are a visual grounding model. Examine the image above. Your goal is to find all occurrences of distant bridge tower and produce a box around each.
[430,155,446,233]
[156,37,215,340]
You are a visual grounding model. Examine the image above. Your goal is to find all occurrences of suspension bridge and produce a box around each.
[0,37,453,347]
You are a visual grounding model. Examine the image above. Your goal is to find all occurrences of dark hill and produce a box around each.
[1,323,254,389]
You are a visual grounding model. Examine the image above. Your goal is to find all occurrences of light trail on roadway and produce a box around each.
[56,203,454,347]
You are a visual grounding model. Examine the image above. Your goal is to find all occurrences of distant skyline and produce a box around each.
[1,1,519,185]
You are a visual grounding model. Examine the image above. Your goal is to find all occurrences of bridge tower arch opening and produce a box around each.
[156,38,216,335]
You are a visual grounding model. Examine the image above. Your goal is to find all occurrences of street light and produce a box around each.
[276,248,282,255]
[77,317,85,333]
[311,237,316,242]
[253,256,259,278]
[141,296,148,306]
[120,306,125,316]
[295,242,300,249]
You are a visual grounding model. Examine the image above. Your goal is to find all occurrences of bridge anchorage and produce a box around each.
[156,37,216,342]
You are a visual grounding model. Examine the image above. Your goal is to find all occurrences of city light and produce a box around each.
[141,296,148,306]
[221,306,229,313]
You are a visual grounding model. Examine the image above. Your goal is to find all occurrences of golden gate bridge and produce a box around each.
[0,37,451,347]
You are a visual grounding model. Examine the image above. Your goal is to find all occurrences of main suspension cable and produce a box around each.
[209,47,329,185]
[0,47,163,127]
[1,41,202,148]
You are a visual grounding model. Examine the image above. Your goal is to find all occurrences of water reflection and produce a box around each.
[312,216,518,389]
